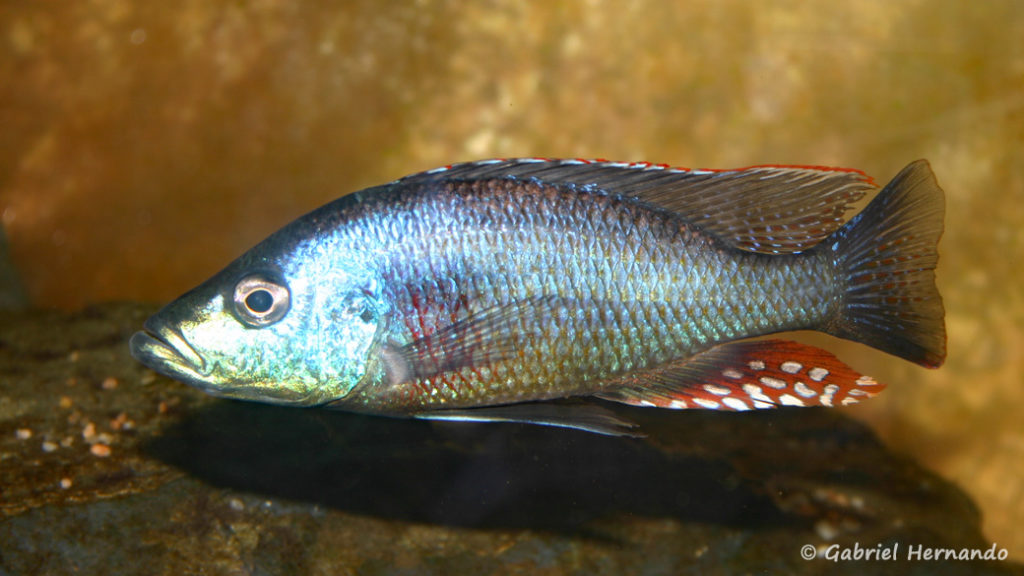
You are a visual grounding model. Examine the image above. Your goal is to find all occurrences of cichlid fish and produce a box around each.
[130,158,946,435]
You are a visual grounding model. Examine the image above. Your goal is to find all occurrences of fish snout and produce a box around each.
[130,318,209,382]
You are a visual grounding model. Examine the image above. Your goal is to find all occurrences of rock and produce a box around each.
[0,303,1019,575]
[0,225,26,311]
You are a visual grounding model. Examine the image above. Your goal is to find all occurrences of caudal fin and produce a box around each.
[827,160,946,368]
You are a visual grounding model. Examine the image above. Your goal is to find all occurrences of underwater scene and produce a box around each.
[1,2,1023,574]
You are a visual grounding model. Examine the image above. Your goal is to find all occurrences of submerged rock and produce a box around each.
[0,303,1019,575]
[0,225,26,311]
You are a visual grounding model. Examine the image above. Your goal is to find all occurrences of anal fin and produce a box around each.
[595,340,885,411]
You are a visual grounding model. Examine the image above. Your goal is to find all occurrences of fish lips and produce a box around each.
[130,318,213,391]
[129,319,318,406]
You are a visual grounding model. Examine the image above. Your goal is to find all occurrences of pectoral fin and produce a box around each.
[386,296,570,385]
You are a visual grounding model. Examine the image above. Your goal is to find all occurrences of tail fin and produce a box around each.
[827,160,946,368]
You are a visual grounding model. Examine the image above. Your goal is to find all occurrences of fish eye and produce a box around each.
[233,275,290,326]
[246,289,274,313]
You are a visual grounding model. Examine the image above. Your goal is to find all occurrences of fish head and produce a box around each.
[129,248,384,407]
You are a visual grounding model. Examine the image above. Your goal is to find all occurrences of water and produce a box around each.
[1,1,1022,571]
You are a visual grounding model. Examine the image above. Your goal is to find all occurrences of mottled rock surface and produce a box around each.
[0,304,1020,575]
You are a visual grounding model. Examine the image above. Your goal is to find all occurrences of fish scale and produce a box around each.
[130,158,945,436]
[354,179,835,411]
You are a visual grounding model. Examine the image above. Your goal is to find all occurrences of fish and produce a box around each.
[129,158,946,436]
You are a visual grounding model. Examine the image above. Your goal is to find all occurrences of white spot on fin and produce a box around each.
[780,361,802,374]
[794,382,817,398]
[808,367,829,382]
[759,376,787,389]
[779,394,805,407]
[856,375,878,387]
[742,383,772,403]
[722,397,751,411]
[819,384,840,407]
[692,398,721,409]
[703,384,732,396]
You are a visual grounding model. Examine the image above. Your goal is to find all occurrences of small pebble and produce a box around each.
[82,422,97,442]
[101,377,118,390]
[90,443,111,458]
[59,396,73,409]
[228,498,245,511]
[60,436,74,448]
[42,441,59,453]
[15,428,32,440]
[68,350,80,363]
[815,519,841,541]
[141,371,156,385]
[110,412,128,430]
[60,478,73,489]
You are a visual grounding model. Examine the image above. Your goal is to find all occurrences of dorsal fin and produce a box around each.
[403,158,879,254]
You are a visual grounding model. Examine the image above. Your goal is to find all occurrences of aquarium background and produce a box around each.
[1,0,1022,567]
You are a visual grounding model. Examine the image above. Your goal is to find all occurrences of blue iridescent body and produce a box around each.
[131,159,946,435]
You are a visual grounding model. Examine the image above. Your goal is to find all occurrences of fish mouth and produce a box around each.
[129,320,316,406]
[129,318,211,389]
